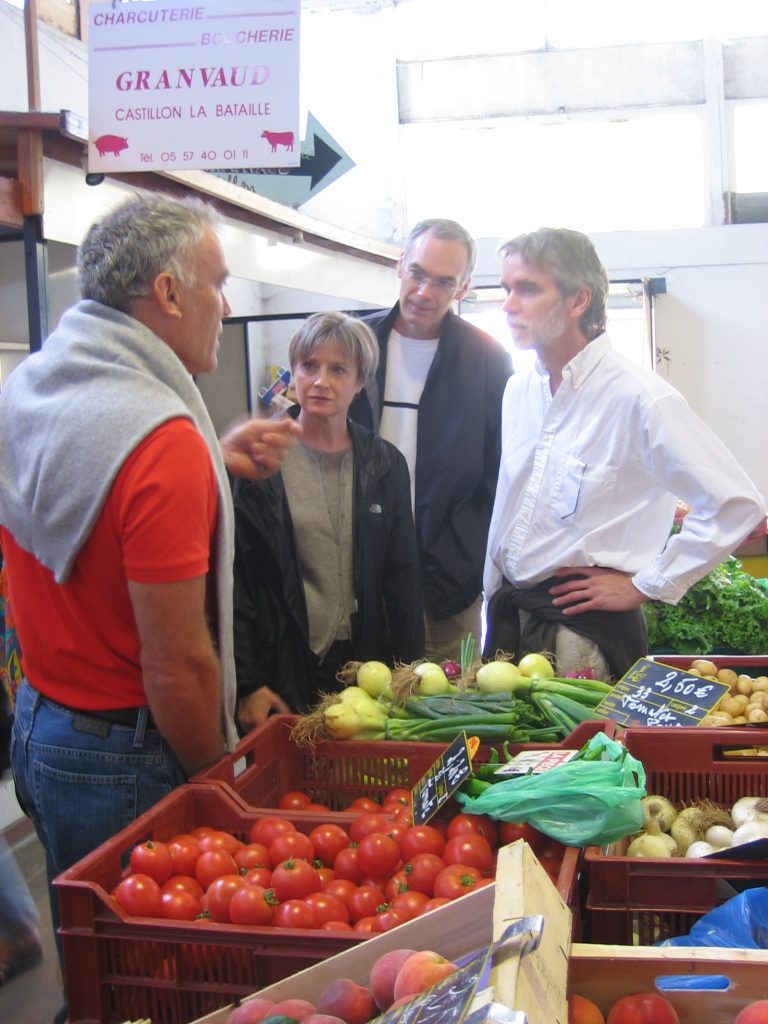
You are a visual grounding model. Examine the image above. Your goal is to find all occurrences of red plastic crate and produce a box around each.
[189,714,612,813]
[584,726,768,945]
[54,786,366,1024]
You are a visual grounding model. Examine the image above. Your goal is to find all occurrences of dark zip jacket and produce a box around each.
[349,305,512,619]
[232,419,425,713]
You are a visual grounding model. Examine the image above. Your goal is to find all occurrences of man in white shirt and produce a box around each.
[350,220,512,661]
[484,227,766,679]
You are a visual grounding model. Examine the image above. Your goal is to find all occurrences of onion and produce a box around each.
[626,833,675,858]
[704,825,734,849]
[356,661,392,699]
[641,795,677,833]
[731,820,768,847]
[731,797,768,827]
[685,841,716,858]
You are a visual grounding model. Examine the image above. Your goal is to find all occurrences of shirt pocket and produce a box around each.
[550,454,587,519]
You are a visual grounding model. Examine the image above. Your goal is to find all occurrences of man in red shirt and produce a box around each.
[0,193,297,1021]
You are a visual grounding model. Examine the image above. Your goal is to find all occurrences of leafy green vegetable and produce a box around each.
[644,556,768,654]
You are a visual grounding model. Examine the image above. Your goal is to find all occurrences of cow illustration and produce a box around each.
[261,130,294,153]
[94,134,129,157]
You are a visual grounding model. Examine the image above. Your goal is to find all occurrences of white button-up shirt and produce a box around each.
[484,334,766,605]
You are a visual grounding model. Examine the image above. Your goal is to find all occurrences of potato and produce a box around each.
[720,695,748,717]
[717,668,739,687]
[702,711,734,726]
[736,675,754,696]
[748,692,767,709]
[748,708,768,724]
[691,659,718,676]
[733,715,749,724]
[752,676,768,692]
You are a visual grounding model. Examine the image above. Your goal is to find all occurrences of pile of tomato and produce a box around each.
[113,788,566,933]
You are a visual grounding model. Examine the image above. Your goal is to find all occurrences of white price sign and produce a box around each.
[87,0,300,173]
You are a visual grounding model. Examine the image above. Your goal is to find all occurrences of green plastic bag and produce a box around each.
[455,732,646,847]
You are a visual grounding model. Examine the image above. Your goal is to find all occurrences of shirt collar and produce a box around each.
[560,332,612,389]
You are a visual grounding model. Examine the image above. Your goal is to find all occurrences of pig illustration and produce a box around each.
[94,134,129,157]
[261,130,294,153]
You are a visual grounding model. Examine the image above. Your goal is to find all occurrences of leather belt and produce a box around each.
[41,695,155,732]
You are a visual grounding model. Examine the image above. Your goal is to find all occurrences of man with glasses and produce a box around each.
[350,219,511,661]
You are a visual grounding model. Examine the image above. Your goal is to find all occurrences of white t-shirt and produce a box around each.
[379,329,439,510]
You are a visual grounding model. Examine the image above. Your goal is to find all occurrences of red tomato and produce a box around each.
[428,817,448,837]
[303,890,350,925]
[269,831,315,867]
[129,840,174,885]
[243,866,273,888]
[309,823,350,867]
[353,915,377,933]
[114,873,163,918]
[197,830,242,855]
[233,842,271,872]
[349,813,393,843]
[323,878,357,906]
[190,826,216,839]
[305,802,332,813]
[422,895,452,913]
[383,787,411,811]
[498,821,545,854]
[160,888,201,921]
[322,919,354,931]
[392,889,429,920]
[346,796,381,813]
[347,884,387,923]
[443,833,494,873]
[399,825,446,862]
[356,832,401,877]
[161,875,204,901]
[270,858,321,902]
[167,838,201,877]
[606,992,681,1024]
[433,863,483,900]
[272,899,318,930]
[277,789,312,811]
[249,816,297,847]
[446,813,499,849]
[404,853,446,896]
[371,905,409,932]
[229,884,278,926]
[194,849,238,889]
[317,866,335,888]
[333,845,362,884]
[206,874,245,923]
[384,869,412,901]
[384,821,410,847]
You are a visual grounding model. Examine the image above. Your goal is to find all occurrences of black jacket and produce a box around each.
[349,305,512,619]
[232,420,425,713]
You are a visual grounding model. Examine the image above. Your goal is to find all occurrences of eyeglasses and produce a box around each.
[403,265,460,294]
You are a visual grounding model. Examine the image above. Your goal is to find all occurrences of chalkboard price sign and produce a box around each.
[595,657,731,728]
[411,732,473,826]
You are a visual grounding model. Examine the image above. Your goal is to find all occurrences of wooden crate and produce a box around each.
[569,943,768,1024]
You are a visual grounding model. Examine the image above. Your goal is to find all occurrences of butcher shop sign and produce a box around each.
[87,0,300,173]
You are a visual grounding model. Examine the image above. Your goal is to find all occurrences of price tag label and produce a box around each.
[411,733,473,826]
[595,657,731,728]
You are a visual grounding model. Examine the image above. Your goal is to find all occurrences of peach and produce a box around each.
[316,978,377,1024]
[225,998,276,1024]
[392,950,458,1002]
[569,993,606,1024]
[736,1001,768,1024]
[369,947,418,1011]
[270,998,317,1021]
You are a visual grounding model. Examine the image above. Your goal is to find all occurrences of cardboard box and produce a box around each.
[193,841,572,1024]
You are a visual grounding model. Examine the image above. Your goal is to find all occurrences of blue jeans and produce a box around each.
[11,679,187,1005]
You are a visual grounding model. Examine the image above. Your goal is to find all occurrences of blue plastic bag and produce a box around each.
[455,732,646,847]
[661,886,768,949]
